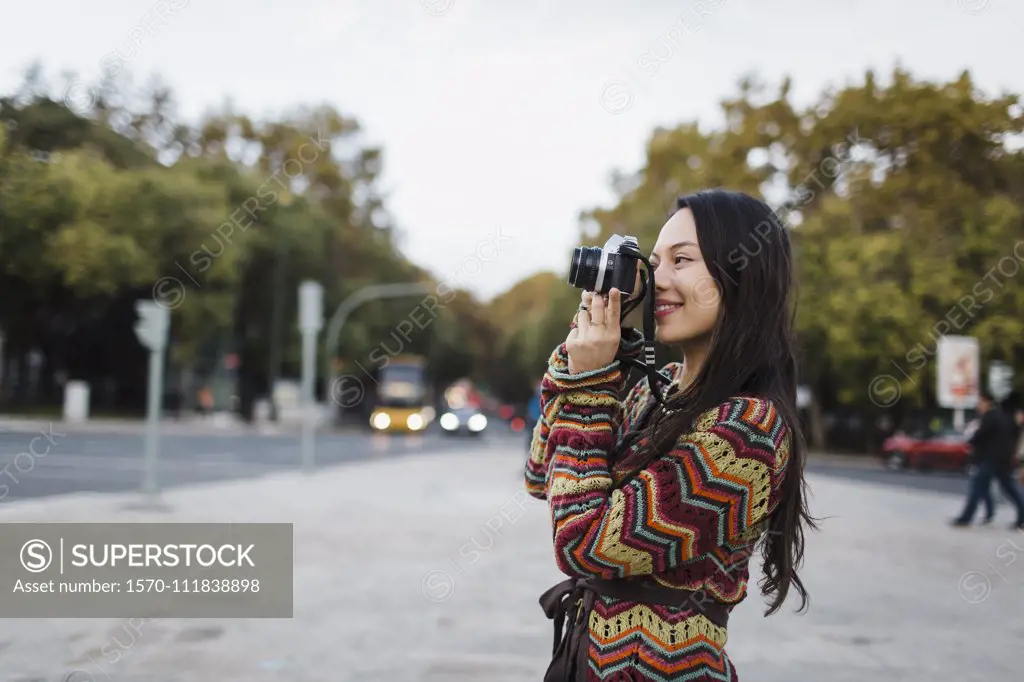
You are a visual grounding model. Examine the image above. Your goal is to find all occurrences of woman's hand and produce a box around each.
[567,288,623,374]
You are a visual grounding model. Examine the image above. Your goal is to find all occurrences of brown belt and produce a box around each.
[538,577,731,682]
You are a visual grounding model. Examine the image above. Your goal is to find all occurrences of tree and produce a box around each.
[568,68,1024,448]
[0,64,454,417]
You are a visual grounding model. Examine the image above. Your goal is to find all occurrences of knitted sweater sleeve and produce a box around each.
[547,395,790,579]
[524,328,644,500]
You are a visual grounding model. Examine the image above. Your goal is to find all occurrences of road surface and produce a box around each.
[0,425,502,503]
[807,458,973,497]
[0,441,1019,682]
[0,421,987,504]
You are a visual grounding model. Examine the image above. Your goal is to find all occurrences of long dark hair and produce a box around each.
[615,188,816,616]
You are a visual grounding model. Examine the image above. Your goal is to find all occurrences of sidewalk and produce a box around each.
[0,444,1021,681]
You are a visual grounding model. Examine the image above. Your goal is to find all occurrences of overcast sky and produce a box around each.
[1,0,1020,300]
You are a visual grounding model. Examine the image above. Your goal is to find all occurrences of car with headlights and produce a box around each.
[370,406,433,434]
[368,357,434,434]
[439,407,488,436]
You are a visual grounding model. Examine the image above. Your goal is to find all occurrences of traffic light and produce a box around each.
[134,300,170,352]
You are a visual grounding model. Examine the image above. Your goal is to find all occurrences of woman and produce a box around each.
[525,189,815,681]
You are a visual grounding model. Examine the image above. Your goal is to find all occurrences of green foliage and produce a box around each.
[0,65,466,414]
[548,67,1024,414]
[3,63,1022,423]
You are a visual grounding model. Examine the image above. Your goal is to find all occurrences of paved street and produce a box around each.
[0,440,1020,681]
[0,423,504,503]
[807,458,973,496]
[0,418,987,504]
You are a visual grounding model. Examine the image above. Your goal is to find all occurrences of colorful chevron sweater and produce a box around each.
[525,332,791,681]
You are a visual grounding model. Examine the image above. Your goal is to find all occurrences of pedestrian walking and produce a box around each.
[951,392,1024,530]
[1015,408,1024,487]
[525,189,815,681]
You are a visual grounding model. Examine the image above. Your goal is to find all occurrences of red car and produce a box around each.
[881,427,974,472]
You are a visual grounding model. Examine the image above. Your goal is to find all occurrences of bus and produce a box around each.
[369,356,434,433]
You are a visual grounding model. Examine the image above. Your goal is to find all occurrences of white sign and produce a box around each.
[936,336,979,409]
[63,381,90,423]
[988,361,1014,401]
[298,281,324,333]
[796,385,812,409]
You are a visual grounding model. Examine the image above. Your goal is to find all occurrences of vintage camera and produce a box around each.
[567,233,669,402]
[567,234,641,295]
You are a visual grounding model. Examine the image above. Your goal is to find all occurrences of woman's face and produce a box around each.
[648,207,721,345]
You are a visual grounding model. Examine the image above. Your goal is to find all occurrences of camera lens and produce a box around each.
[568,246,603,290]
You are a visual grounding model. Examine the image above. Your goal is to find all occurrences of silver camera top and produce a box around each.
[603,234,639,253]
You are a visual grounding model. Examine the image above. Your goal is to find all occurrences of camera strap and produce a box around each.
[616,265,672,404]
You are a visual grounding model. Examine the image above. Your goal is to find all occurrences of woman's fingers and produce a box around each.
[589,291,606,326]
[576,302,591,333]
[607,288,622,324]
[567,290,623,373]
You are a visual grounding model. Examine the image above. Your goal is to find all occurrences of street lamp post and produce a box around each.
[321,282,435,415]
[298,281,324,472]
[133,300,170,502]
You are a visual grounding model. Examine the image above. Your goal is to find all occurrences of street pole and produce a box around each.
[298,281,324,473]
[133,300,170,503]
[143,345,164,495]
[321,282,435,411]
[300,330,317,470]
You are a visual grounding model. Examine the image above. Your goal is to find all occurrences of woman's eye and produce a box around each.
[674,255,691,265]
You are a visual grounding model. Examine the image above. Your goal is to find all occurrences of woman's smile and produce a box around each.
[654,299,683,319]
